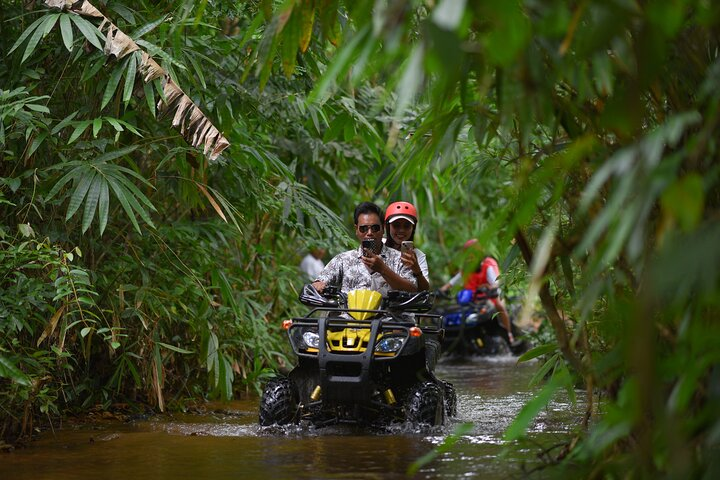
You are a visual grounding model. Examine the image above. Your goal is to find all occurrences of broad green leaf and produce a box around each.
[59,14,74,52]
[81,327,92,337]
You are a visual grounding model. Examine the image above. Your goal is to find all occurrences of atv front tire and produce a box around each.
[442,381,457,417]
[405,381,444,426]
[259,377,298,426]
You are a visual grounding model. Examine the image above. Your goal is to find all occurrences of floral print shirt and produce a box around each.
[315,244,416,295]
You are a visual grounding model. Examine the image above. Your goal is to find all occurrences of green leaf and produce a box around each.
[0,356,31,386]
[68,120,91,143]
[51,111,79,135]
[59,14,74,52]
[81,174,103,233]
[143,81,156,117]
[92,117,102,138]
[68,14,103,51]
[81,327,92,338]
[106,176,141,234]
[66,170,96,221]
[21,15,54,64]
[101,63,125,110]
[123,53,138,105]
[504,375,562,441]
[8,17,45,55]
[97,173,110,236]
[157,342,193,354]
[517,343,558,363]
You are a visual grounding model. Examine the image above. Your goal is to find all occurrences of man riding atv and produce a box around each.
[258,202,456,427]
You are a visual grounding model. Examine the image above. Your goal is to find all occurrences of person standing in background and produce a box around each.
[300,246,326,281]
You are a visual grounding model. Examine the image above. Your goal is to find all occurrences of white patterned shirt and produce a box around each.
[315,244,416,295]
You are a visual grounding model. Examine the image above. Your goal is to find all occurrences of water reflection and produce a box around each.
[0,356,585,480]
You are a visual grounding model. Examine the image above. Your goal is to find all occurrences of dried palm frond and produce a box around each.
[42,0,230,162]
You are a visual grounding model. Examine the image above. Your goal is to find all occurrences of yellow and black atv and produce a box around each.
[259,284,457,427]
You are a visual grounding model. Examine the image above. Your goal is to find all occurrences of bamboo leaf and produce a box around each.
[8,17,45,55]
[281,7,300,77]
[69,14,103,51]
[66,170,96,221]
[81,174,103,233]
[156,342,194,354]
[96,177,109,235]
[59,14,74,52]
[299,0,315,53]
[92,117,102,137]
[0,356,31,386]
[143,81,155,117]
[122,53,137,105]
[51,111,79,135]
[517,343,559,363]
[101,62,125,110]
[106,176,141,234]
[504,375,563,441]
[46,168,79,201]
[21,16,52,64]
[68,120,91,143]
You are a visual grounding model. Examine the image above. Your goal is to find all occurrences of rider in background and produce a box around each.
[439,239,515,344]
[384,201,430,291]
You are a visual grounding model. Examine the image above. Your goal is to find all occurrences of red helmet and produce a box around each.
[385,201,418,224]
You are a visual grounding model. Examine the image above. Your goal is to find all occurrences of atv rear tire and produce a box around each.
[259,377,298,426]
[405,381,444,426]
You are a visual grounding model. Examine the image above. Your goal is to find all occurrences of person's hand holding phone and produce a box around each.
[400,241,420,275]
[361,239,386,274]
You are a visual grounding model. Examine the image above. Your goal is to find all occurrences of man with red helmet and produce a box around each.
[384,201,430,291]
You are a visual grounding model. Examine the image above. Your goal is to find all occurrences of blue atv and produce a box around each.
[436,287,527,357]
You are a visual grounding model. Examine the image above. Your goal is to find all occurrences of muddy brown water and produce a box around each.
[0,356,586,479]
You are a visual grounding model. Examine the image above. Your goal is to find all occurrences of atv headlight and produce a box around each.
[466,313,479,325]
[302,331,321,349]
[375,336,404,353]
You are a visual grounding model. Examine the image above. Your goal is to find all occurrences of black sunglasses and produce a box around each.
[358,224,381,233]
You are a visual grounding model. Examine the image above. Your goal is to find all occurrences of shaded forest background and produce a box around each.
[1,0,719,476]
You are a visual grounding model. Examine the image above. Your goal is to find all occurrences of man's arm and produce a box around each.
[362,253,417,292]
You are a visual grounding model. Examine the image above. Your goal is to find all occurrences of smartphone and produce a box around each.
[362,239,376,256]
[401,241,414,254]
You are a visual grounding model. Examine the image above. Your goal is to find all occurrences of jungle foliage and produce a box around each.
[2,0,720,477]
